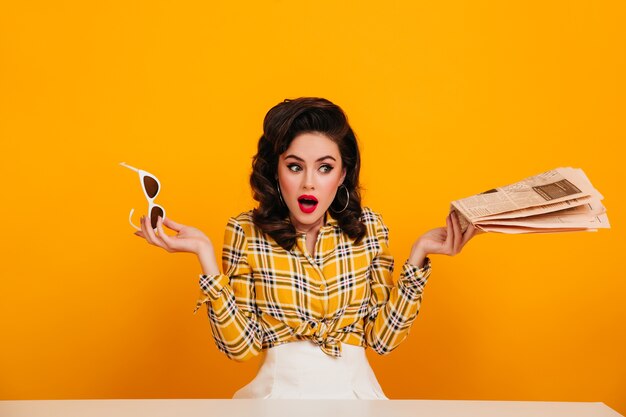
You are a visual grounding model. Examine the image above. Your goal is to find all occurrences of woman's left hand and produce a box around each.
[413,211,484,259]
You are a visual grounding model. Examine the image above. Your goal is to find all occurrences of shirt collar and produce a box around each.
[323,211,339,228]
[293,211,339,236]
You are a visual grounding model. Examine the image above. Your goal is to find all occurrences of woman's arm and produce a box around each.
[363,212,432,355]
[364,210,480,355]
[133,212,263,361]
[193,217,263,362]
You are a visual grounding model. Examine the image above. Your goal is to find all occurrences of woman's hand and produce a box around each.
[411,211,484,260]
[134,215,213,256]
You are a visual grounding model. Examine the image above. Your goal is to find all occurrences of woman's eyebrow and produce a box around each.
[284,154,336,162]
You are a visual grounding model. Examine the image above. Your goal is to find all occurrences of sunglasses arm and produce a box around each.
[128,208,141,231]
[119,162,140,173]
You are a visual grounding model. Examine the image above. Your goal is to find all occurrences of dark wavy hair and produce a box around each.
[250,97,366,251]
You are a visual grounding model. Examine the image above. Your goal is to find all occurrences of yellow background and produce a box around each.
[1,0,624,413]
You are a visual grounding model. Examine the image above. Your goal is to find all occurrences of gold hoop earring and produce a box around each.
[276,182,286,207]
[330,184,349,214]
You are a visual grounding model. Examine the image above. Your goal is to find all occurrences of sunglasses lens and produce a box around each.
[143,176,159,198]
[150,206,164,228]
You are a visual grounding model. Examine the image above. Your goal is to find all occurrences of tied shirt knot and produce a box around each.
[293,319,342,358]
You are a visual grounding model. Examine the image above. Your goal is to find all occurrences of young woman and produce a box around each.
[134,97,481,399]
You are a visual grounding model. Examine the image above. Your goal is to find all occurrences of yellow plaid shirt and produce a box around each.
[193,206,432,361]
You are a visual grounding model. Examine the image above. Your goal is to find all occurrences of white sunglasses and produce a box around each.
[119,162,166,231]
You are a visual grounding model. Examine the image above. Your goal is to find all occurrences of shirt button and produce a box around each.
[319,284,326,291]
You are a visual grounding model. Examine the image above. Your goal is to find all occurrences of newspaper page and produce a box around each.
[449,167,608,234]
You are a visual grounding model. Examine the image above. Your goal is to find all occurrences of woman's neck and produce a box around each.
[290,211,328,235]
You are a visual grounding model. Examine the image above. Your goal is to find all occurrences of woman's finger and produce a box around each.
[144,215,167,249]
[451,211,462,253]
[163,217,184,232]
[461,224,477,247]
[139,216,155,245]
[444,212,454,254]
[156,216,175,250]
[140,216,155,245]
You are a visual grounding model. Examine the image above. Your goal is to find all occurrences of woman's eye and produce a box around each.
[287,164,334,173]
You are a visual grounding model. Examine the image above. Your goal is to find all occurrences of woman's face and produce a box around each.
[277,132,347,233]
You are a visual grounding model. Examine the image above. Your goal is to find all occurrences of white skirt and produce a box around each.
[232,341,388,399]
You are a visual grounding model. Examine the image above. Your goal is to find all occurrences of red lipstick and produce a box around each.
[297,194,318,214]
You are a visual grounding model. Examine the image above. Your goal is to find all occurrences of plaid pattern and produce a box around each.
[193,206,432,362]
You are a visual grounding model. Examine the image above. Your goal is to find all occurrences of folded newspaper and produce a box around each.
[450,167,610,234]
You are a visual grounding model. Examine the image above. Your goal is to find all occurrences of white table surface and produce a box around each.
[0,399,622,417]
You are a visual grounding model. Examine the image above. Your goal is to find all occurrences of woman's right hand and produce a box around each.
[135,215,212,256]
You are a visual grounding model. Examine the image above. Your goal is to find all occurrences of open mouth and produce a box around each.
[298,195,318,213]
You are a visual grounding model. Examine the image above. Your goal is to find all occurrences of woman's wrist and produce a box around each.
[408,241,428,269]
[197,244,220,275]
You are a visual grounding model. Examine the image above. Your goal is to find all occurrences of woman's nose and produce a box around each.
[303,171,315,190]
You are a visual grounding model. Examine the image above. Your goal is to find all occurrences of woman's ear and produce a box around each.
[340,167,347,185]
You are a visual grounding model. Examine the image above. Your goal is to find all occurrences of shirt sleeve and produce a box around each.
[192,217,263,362]
[364,212,432,355]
